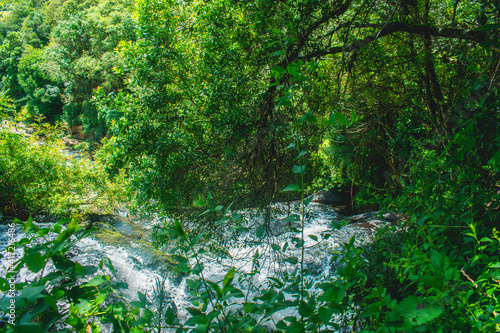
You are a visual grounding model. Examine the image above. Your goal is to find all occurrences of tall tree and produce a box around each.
[100,0,499,214]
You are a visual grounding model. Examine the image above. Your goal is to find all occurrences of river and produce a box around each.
[0,202,394,331]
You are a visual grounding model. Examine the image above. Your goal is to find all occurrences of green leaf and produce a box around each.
[488,148,500,173]
[295,150,308,160]
[284,257,298,265]
[81,275,107,287]
[24,252,45,273]
[15,323,43,333]
[193,263,203,275]
[276,98,292,108]
[215,217,228,226]
[299,301,313,317]
[23,215,35,233]
[174,220,188,240]
[199,209,212,216]
[287,63,301,78]
[282,214,300,222]
[131,316,150,327]
[293,165,306,174]
[231,212,243,222]
[308,234,318,242]
[304,195,314,206]
[286,322,305,333]
[318,306,335,324]
[292,237,304,248]
[281,184,300,192]
[268,277,284,288]
[256,225,264,238]
[224,201,234,214]
[130,301,143,308]
[253,249,260,262]
[21,285,45,302]
[165,306,177,325]
[190,232,206,247]
[137,292,148,308]
[95,292,108,305]
[75,299,91,315]
[286,142,296,149]
[193,195,206,207]
[271,243,281,251]
[223,267,236,289]
[178,263,191,273]
[399,296,443,327]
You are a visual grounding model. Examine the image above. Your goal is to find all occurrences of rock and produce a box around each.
[70,125,91,140]
[343,211,406,230]
[312,189,344,205]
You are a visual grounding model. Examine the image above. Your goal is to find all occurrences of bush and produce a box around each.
[0,114,127,219]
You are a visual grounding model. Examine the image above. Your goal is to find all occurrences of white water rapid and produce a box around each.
[0,203,394,331]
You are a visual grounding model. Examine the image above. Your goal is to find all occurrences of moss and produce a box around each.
[94,228,132,247]
[93,227,176,269]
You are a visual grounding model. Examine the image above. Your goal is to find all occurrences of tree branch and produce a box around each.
[302,22,488,61]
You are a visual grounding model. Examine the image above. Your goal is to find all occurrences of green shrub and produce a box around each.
[0,115,127,219]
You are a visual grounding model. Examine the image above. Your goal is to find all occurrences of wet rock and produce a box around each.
[343,211,405,231]
[312,189,344,205]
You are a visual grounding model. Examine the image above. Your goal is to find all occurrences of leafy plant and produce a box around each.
[0,113,127,219]
[0,217,147,332]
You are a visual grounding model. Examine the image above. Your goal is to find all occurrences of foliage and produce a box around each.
[0,114,127,218]
[17,46,63,121]
[1,0,500,332]
[0,217,152,332]
[0,0,136,136]
[95,0,500,216]
[344,78,500,330]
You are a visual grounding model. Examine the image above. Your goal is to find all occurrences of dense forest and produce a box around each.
[1,0,500,331]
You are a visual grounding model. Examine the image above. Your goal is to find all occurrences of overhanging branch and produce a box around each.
[302,22,488,61]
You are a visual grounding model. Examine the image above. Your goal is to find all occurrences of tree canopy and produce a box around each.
[92,0,500,214]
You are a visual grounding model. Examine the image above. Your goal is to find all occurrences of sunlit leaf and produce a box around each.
[81,275,107,287]
[223,267,236,289]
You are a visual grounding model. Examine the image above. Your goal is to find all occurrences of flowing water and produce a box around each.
[0,203,393,331]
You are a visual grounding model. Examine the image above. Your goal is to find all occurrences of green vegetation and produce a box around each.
[1,0,500,331]
[0,0,135,136]
[0,110,127,218]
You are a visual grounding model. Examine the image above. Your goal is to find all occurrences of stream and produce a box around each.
[0,202,397,331]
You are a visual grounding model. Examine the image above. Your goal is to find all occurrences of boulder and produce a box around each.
[70,125,91,140]
[312,189,344,205]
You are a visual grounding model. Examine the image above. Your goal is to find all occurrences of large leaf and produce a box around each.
[75,299,91,315]
[398,296,443,327]
[24,252,45,273]
[21,285,46,302]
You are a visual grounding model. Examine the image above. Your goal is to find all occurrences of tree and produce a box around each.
[17,46,63,121]
[0,0,136,135]
[100,0,499,215]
